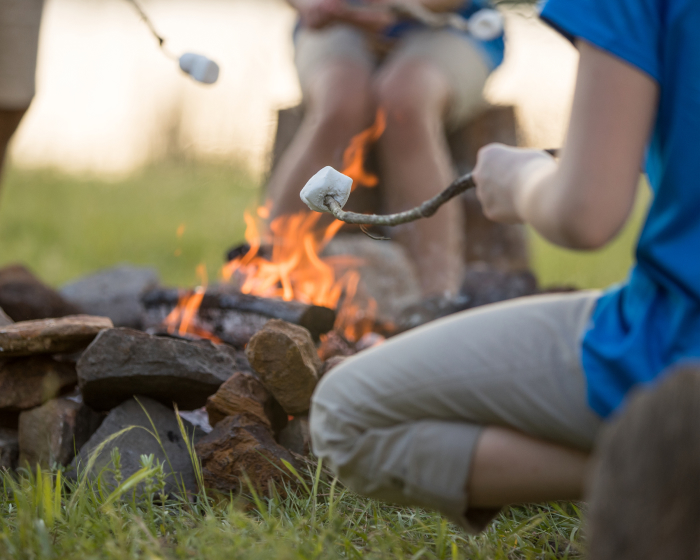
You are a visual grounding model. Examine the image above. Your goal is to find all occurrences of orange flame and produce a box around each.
[341,108,386,190]
[221,209,376,341]
[166,112,388,343]
[164,264,222,342]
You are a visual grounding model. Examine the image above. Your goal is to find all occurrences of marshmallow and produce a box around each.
[467,9,504,42]
[179,53,220,84]
[300,166,353,213]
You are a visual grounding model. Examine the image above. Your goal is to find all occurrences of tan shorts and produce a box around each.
[310,291,604,532]
[295,25,490,129]
[0,0,44,109]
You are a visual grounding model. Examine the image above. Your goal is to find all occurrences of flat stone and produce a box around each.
[0,307,12,327]
[60,265,159,329]
[0,315,113,357]
[206,370,287,436]
[71,397,201,498]
[0,264,81,321]
[0,356,77,411]
[195,413,299,497]
[18,395,103,468]
[0,428,18,471]
[245,320,321,415]
[278,416,310,456]
[77,328,244,411]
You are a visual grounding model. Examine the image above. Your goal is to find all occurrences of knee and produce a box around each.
[375,67,444,135]
[306,86,374,145]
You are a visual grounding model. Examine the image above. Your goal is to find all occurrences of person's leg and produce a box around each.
[0,0,45,191]
[310,292,604,531]
[0,108,27,179]
[267,26,376,219]
[372,30,490,296]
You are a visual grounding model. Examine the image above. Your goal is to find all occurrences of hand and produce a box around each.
[295,0,345,29]
[334,3,398,32]
[472,144,556,224]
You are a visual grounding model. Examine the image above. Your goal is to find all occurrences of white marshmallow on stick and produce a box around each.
[300,166,353,214]
[300,165,477,228]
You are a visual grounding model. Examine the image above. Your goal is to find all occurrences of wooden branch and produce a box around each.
[142,289,336,340]
[324,173,476,226]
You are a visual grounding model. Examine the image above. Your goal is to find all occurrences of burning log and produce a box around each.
[142,288,335,342]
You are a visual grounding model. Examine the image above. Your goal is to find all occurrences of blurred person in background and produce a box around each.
[267,0,505,296]
[0,0,44,190]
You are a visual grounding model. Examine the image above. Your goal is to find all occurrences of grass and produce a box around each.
[0,456,586,560]
[0,161,651,558]
[0,161,260,288]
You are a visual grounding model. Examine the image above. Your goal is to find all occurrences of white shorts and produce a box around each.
[295,24,490,129]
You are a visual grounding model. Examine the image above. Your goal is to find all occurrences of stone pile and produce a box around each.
[0,253,559,498]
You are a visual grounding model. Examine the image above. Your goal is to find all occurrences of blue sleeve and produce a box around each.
[539,0,662,82]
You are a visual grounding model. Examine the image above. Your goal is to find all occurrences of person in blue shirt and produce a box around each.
[267,0,504,296]
[309,0,698,532]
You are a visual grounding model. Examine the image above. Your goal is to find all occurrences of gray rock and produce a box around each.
[322,235,422,322]
[77,328,243,411]
[61,265,159,329]
[0,307,12,327]
[71,397,201,498]
[278,416,310,456]
[0,356,77,412]
[0,264,81,322]
[0,428,18,471]
[0,315,113,357]
[18,395,103,468]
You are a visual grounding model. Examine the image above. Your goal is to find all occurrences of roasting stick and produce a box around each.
[300,149,560,230]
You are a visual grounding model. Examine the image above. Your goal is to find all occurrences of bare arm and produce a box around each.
[474,40,659,250]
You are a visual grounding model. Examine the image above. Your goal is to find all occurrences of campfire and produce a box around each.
[156,109,392,353]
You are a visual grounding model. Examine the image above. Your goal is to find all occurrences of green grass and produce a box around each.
[0,162,650,558]
[0,162,260,288]
[0,457,586,560]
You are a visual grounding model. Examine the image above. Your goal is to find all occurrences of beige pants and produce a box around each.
[310,292,604,531]
[295,25,490,129]
[0,0,44,108]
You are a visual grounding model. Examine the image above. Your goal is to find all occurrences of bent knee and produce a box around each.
[374,62,449,129]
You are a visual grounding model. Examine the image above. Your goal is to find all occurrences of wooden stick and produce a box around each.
[323,173,476,227]
[322,149,560,227]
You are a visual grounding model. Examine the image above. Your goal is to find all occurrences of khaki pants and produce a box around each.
[310,292,604,532]
[295,24,490,129]
[0,0,44,109]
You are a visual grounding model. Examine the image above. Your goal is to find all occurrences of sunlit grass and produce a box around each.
[0,161,260,288]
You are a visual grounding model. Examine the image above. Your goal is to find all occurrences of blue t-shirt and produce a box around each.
[540,0,700,418]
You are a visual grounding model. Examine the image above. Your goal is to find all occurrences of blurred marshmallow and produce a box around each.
[179,53,220,84]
